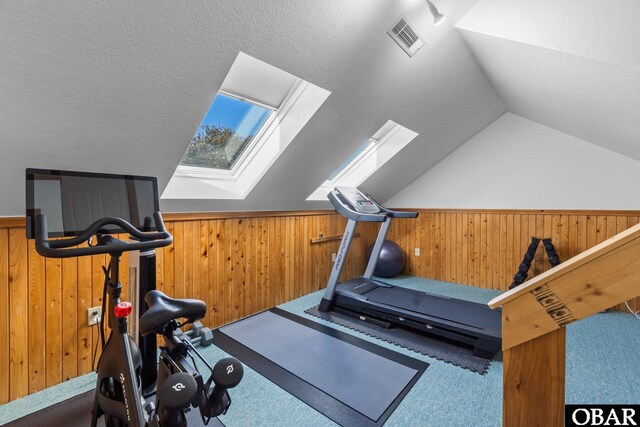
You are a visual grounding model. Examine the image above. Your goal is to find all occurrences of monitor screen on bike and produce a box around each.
[26,168,160,238]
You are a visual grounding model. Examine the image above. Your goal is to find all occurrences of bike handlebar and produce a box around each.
[35,212,173,258]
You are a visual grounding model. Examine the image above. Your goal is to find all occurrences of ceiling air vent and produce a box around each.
[387,16,424,57]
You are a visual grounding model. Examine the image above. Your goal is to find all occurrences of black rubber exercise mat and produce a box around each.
[213,307,428,427]
[305,305,496,374]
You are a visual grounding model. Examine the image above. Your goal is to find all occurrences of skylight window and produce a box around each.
[180,93,272,170]
[162,52,331,200]
[327,140,375,181]
[307,121,418,201]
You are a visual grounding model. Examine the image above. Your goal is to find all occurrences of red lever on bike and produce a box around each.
[114,301,133,318]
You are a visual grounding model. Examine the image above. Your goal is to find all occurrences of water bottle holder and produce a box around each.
[199,377,232,422]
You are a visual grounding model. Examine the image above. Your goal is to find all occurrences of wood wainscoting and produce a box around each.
[2,207,639,403]
[0,211,376,404]
[386,209,640,313]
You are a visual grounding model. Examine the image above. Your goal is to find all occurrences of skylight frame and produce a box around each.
[327,139,376,181]
[307,121,418,201]
[229,79,304,179]
[163,52,331,201]
[327,126,393,184]
[217,89,278,112]
[175,79,302,180]
[165,77,332,200]
[325,121,397,185]
[179,91,277,172]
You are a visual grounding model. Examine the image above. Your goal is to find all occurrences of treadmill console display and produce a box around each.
[336,187,380,214]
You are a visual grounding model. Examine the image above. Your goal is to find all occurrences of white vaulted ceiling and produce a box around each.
[4,0,635,216]
[0,0,504,215]
[456,0,640,161]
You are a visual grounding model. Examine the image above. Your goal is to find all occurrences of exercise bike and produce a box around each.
[33,211,243,427]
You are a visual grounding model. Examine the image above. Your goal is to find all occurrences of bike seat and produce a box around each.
[140,290,207,336]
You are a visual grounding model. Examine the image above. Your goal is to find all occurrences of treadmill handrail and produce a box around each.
[328,190,386,222]
[367,195,418,219]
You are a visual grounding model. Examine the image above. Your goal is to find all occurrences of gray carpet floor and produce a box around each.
[1,276,639,426]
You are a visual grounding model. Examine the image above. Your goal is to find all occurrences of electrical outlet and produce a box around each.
[415,248,421,256]
[331,253,337,262]
[87,306,102,326]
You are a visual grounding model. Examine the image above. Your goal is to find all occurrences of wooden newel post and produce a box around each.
[502,313,566,426]
[489,223,640,427]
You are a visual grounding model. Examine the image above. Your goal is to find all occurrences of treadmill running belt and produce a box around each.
[365,286,500,333]
[214,308,428,427]
[305,305,494,374]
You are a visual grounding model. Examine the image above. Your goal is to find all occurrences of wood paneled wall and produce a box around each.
[2,208,639,404]
[0,212,373,404]
[384,209,640,312]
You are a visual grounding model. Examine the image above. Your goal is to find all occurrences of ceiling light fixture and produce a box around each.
[426,0,445,25]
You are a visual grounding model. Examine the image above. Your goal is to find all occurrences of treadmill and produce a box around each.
[318,187,501,359]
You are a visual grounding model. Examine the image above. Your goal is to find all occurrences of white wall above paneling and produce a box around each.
[387,113,640,210]
[387,0,640,211]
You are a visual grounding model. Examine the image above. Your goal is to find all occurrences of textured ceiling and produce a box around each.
[456,0,640,161]
[0,0,504,215]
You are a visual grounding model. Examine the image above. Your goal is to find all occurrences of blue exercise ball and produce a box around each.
[366,240,405,278]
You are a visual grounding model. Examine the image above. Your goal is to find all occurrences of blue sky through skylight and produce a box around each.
[200,94,270,138]
[327,139,375,180]
[180,93,272,169]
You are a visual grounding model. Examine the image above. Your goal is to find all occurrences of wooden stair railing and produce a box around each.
[489,223,640,426]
